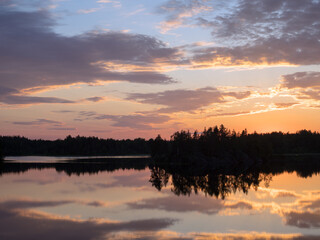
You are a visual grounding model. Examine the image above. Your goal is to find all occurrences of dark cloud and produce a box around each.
[223,91,251,99]
[12,118,62,126]
[13,178,60,185]
[0,204,176,240]
[47,127,76,131]
[127,195,254,214]
[0,95,75,105]
[302,198,320,210]
[191,36,320,66]
[209,0,320,42]
[274,103,298,108]
[192,0,320,66]
[126,87,224,113]
[284,210,320,228]
[296,89,320,101]
[225,201,253,210]
[79,111,98,117]
[0,199,73,209]
[94,113,171,130]
[281,72,320,89]
[84,97,105,102]
[126,87,252,113]
[280,72,320,102]
[0,4,182,105]
[71,110,170,129]
[0,86,75,105]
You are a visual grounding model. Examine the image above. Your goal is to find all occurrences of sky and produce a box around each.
[0,0,320,140]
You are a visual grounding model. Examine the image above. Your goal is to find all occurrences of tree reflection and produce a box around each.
[149,166,170,191]
[148,154,320,199]
[1,154,320,199]
[149,166,272,199]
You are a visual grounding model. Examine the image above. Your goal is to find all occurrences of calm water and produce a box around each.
[1,156,320,239]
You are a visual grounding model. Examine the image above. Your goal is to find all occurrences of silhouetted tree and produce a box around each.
[0,135,151,156]
[0,140,4,161]
[150,126,320,166]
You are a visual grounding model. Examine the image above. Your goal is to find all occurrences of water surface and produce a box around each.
[0,156,320,239]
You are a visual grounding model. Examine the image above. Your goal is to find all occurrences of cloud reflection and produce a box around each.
[0,200,176,240]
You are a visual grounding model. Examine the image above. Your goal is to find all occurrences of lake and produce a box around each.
[0,156,320,239]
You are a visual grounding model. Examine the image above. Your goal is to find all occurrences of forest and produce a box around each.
[0,135,150,157]
[1,125,320,160]
[150,125,320,165]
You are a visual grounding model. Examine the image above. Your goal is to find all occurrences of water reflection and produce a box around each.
[149,166,272,199]
[0,157,149,176]
[1,156,320,239]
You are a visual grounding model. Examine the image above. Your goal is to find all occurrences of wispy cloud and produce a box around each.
[157,0,212,33]
[77,7,102,14]
[126,87,254,113]
[72,111,171,130]
[12,119,63,126]
[97,0,121,8]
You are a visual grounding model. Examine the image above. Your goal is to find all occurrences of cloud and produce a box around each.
[125,8,145,17]
[0,95,75,105]
[296,89,320,101]
[0,4,183,105]
[301,198,320,210]
[52,110,75,113]
[83,96,106,102]
[85,201,110,207]
[225,201,253,210]
[191,36,320,67]
[78,7,102,14]
[258,187,301,199]
[94,113,171,130]
[96,231,320,240]
[97,0,121,8]
[12,119,63,126]
[126,87,253,113]
[279,72,320,103]
[47,127,76,131]
[208,0,320,42]
[127,195,254,215]
[73,110,171,130]
[274,102,298,108]
[73,171,151,192]
[126,87,223,113]
[209,110,251,117]
[127,195,224,214]
[281,72,320,89]
[283,210,320,228]
[223,91,251,99]
[189,232,318,240]
[157,0,212,33]
[0,199,73,209]
[0,86,75,105]
[191,0,320,67]
[0,203,176,240]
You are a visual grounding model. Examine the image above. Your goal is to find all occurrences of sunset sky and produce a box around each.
[1,0,320,139]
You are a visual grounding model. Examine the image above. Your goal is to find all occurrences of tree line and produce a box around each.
[1,126,320,159]
[151,125,320,164]
[0,135,151,156]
